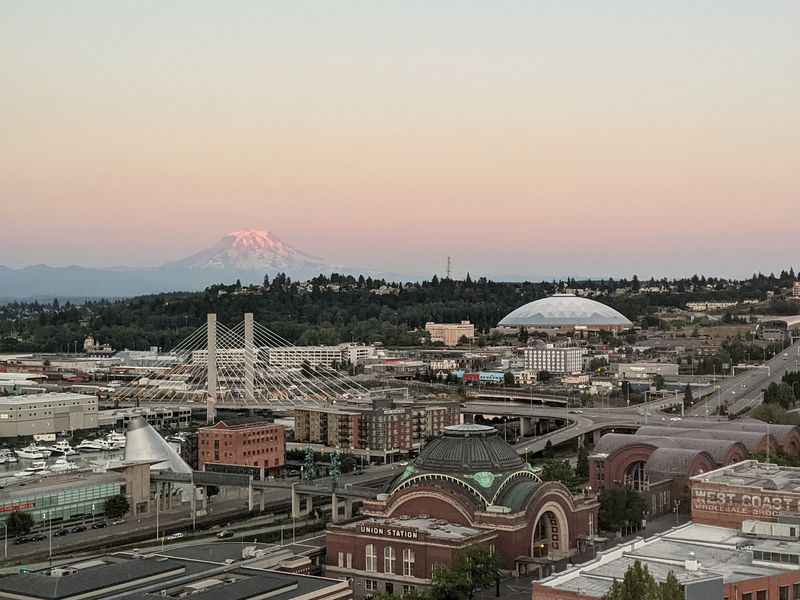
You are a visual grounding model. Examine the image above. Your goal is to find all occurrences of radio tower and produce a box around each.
[446,256,452,280]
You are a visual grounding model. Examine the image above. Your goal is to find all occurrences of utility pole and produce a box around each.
[446,256,452,280]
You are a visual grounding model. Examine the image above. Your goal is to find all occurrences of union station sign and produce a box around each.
[692,488,800,518]
[358,524,421,540]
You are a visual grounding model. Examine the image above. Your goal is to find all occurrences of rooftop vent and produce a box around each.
[685,551,700,572]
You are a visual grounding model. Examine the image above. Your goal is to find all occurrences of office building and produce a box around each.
[198,420,285,471]
[425,321,475,346]
[525,346,583,374]
[616,362,680,379]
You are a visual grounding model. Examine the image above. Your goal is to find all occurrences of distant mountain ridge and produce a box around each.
[0,230,339,298]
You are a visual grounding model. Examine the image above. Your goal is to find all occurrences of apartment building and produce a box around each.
[425,321,475,347]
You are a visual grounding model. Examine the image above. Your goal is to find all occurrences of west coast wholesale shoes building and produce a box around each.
[326,424,599,599]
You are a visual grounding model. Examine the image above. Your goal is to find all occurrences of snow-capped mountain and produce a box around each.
[164,230,327,272]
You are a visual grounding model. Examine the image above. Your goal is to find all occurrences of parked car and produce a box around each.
[216,530,234,539]
[91,522,107,529]
[70,525,87,534]
[165,532,184,541]
[14,537,30,545]
[110,519,126,526]
[30,533,46,542]
[54,529,70,537]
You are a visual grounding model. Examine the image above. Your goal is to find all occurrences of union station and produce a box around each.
[326,424,598,598]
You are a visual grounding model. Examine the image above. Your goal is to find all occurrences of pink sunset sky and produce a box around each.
[1,2,798,279]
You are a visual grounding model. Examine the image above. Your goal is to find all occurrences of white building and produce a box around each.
[524,346,583,374]
[0,392,98,438]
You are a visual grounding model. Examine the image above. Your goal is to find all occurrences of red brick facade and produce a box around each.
[198,420,285,471]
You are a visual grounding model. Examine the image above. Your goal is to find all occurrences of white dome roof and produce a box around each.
[498,294,632,327]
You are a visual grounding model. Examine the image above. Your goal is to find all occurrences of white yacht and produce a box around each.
[76,438,111,452]
[17,460,48,475]
[43,440,77,456]
[15,443,52,460]
[105,431,126,450]
[49,457,79,473]
[0,449,17,464]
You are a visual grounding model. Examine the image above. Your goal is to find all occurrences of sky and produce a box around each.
[1,1,798,279]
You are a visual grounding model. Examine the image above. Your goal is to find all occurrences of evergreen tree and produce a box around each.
[605,560,660,600]
[660,571,683,600]
[683,384,694,408]
[576,445,589,479]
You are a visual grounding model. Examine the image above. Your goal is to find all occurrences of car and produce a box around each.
[110,519,126,526]
[30,533,46,542]
[784,354,789,359]
[670,417,682,421]
[165,532,184,541]
[54,529,70,537]
[569,409,584,414]
[91,522,107,529]
[14,537,30,545]
[216,530,234,539]
[70,525,87,534]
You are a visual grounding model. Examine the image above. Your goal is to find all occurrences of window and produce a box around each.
[780,586,789,600]
[366,544,377,572]
[742,594,752,600]
[338,551,344,568]
[347,553,353,569]
[365,579,378,592]
[403,548,415,577]
[403,585,415,596]
[756,591,767,600]
[384,546,396,573]
[794,584,800,600]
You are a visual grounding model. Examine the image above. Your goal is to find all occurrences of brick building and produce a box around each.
[327,424,599,599]
[588,419,800,519]
[198,420,285,471]
[690,460,800,529]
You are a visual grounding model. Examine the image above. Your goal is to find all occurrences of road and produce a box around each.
[688,339,800,417]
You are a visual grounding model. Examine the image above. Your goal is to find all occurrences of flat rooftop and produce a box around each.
[691,460,800,492]
[0,471,123,500]
[334,516,487,542]
[539,522,800,598]
[0,392,95,405]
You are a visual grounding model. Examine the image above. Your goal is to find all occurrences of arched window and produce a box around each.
[365,544,376,572]
[384,546,396,573]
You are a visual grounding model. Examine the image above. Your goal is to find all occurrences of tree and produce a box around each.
[653,374,665,390]
[599,488,644,533]
[576,445,589,479]
[104,494,130,518]
[518,327,529,344]
[503,371,515,386]
[430,546,499,600]
[660,571,683,600]
[683,384,694,408]
[605,560,660,600]
[539,459,582,493]
[7,511,34,537]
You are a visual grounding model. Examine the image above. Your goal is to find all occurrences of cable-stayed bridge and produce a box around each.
[110,313,373,420]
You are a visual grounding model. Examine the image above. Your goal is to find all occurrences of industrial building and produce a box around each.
[0,392,98,439]
[616,362,680,379]
[525,346,584,374]
[424,321,475,346]
[327,424,599,599]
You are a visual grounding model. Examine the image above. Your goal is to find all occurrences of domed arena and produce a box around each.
[499,293,632,330]
[326,425,599,592]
